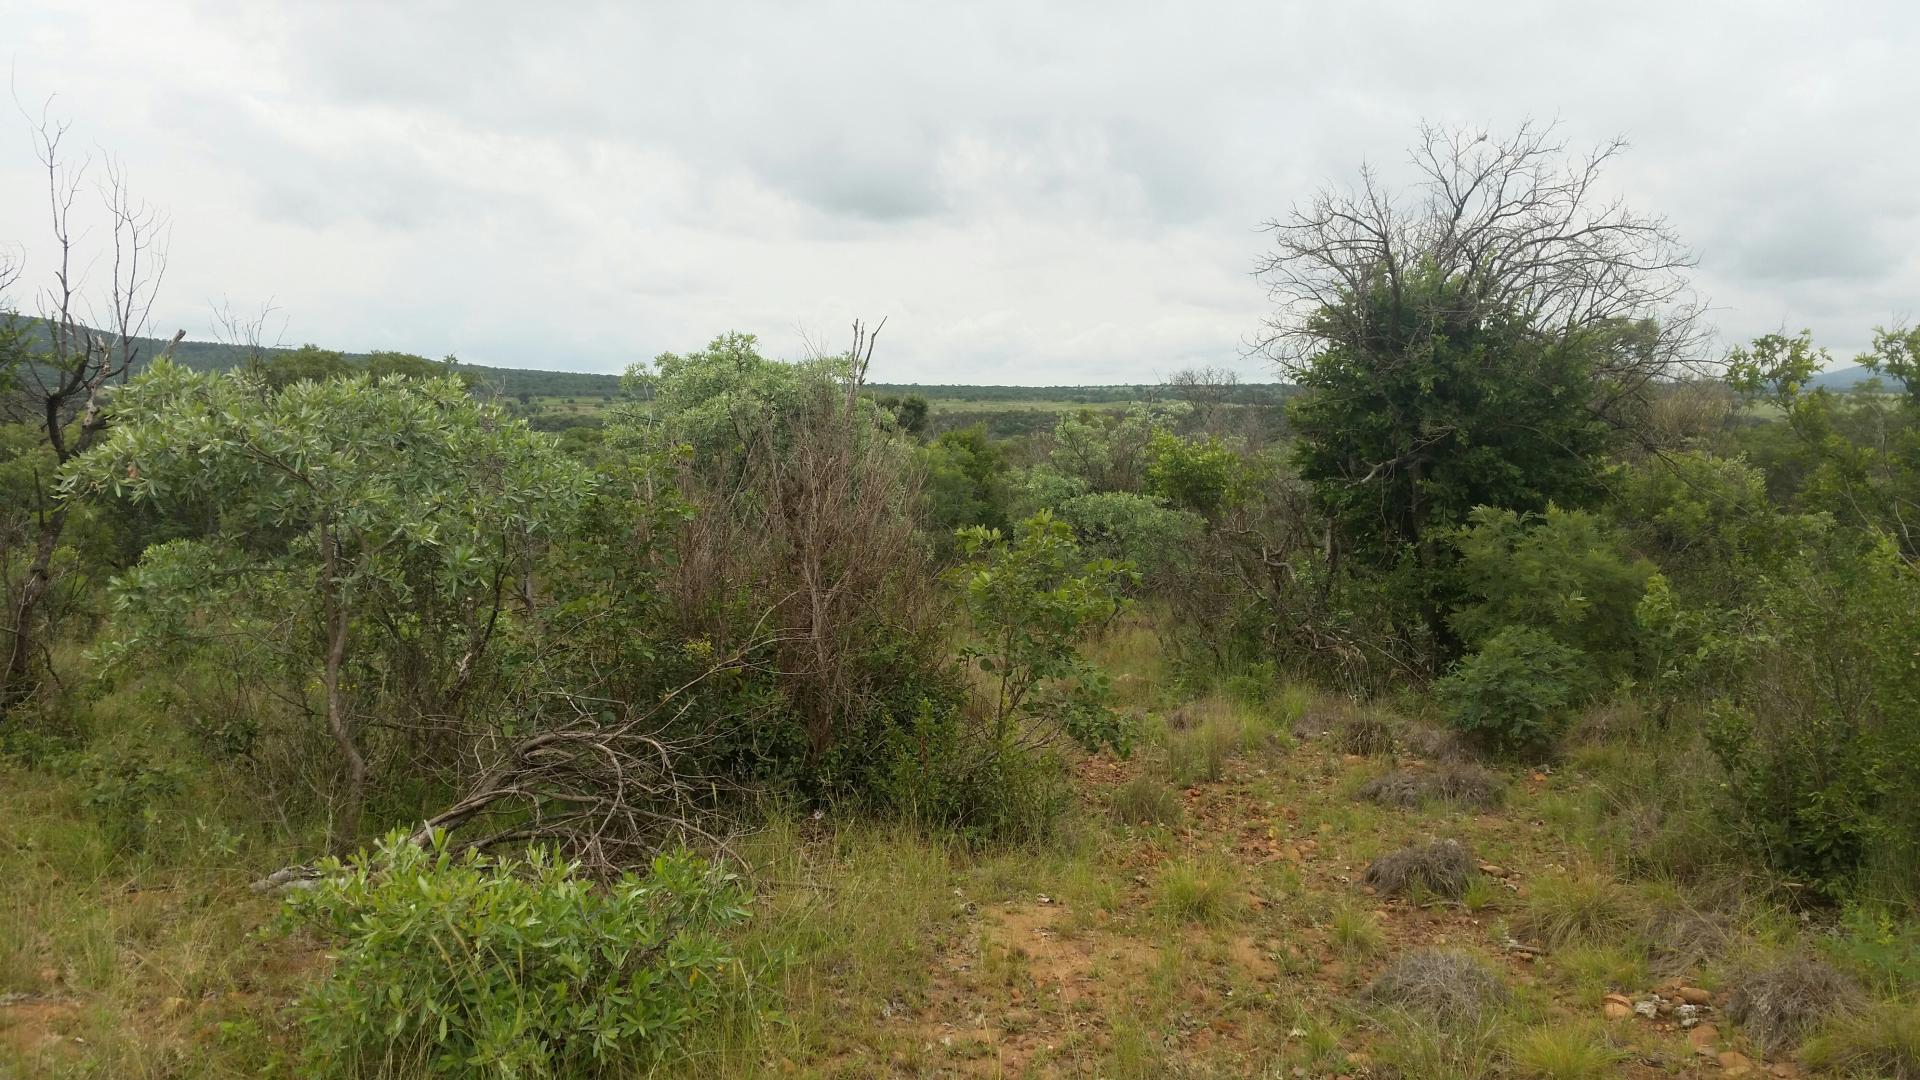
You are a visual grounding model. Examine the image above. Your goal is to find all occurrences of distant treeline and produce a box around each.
[9,320,630,400]
[9,320,1292,411]
[869,382,1293,405]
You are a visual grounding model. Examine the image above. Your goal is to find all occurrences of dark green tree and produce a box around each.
[1286,270,1616,564]
[1256,123,1699,651]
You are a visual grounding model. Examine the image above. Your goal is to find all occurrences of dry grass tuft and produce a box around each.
[1363,839,1475,899]
[1640,903,1732,976]
[1294,700,1397,756]
[1334,707,1398,757]
[1355,769,1427,808]
[1398,724,1474,763]
[1364,948,1510,1024]
[1357,763,1505,810]
[1725,955,1865,1055]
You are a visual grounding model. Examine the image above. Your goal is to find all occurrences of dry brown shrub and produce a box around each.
[1358,764,1505,810]
[1365,948,1510,1023]
[1364,839,1475,899]
[1725,956,1865,1055]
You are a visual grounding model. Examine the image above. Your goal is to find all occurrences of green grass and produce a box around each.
[1508,1021,1626,1079]
[1331,902,1386,958]
[1109,774,1184,828]
[1802,1000,1920,1077]
[1515,866,1642,950]
[1155,858,1244,926]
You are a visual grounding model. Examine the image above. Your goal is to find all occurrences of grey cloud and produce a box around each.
[2,0,1916,381]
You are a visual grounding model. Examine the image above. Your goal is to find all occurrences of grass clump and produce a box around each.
[1371,1010,1506,1080]
[1109,773,1184,828]
[1507,1021,1625,1079]
[1333,705,1398,757]
[1357,763,1505,811]
[1363,839,1475,900]
[1364,948,1509,1023]
[1724,955,1865,1056]
[1639,902,1732,976]
[1399,723,1473,763]
[1802,1000,1920,1078]
[1512,867,1639,949]
[1330,902,1386,957]
[1167,720,1234,785]
[1155,858,1243,925]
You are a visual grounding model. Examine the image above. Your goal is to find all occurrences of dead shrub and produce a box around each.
[1365,948,1510,1023]
[1364,839,1475,899]
[1725,956,1865,1055]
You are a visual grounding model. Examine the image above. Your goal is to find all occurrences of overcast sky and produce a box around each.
[2,1,1914,383]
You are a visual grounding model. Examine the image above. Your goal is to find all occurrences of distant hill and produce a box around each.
[1808,365,1877,391]
[6,320,630,399]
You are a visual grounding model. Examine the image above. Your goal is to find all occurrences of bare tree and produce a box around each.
[1164,363,1242,436]
[1253,120,1704,416]
[1,101,180,712]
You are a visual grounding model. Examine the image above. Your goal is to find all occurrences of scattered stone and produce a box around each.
[1603,993,1634,1020]
[1633,998,1659,1020]
[1718,1049,1757,1077]
[1688,1023,1720,1053]
[1675,985,1713,1006]
[1477,863,1507,877]
[1677,1003,1702,1026]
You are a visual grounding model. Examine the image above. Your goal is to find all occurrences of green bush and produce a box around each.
[1448,505,1652,682]
[953,512,1135,756]
[58,741,190,854]
[284,834,766,1078]
[1436,626,1585,755]
[1703,538,1920,897]
[875,698,1070,846]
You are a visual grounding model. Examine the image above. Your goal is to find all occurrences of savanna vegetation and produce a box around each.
[4,115,1919,1080]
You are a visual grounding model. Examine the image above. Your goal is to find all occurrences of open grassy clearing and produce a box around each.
[6,622,1903,1078]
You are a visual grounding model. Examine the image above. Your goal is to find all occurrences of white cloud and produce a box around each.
[2,0,1914,381]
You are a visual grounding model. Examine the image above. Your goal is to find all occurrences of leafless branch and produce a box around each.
[1253,119,1706,406]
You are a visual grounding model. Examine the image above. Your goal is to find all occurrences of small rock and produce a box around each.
[1677,1003,1701,1026]
[1719,1050,1756,1077]
[1476,863,1507,877]
[1633,998,1659,1019]
[1675,985,1712,1006]
[1602,993,1633,1020]
[1688,1023,1719,1053]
